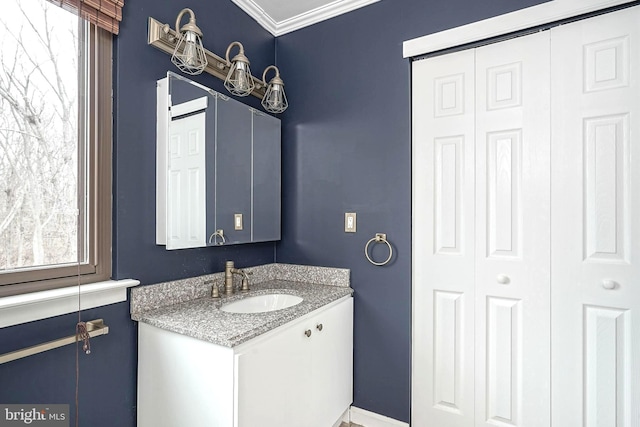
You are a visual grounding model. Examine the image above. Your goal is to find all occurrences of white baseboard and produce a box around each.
[349,407,409,427]
[333,409,350,427]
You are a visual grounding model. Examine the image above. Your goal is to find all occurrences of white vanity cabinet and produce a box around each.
[236,296,353,427]
[137,296,353,427]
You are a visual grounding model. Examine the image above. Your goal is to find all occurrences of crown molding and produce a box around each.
[230,0,279,35]
[230,0,381,36]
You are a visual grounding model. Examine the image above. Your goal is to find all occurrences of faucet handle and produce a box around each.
[207,281,222,299]
[240,276,250,293]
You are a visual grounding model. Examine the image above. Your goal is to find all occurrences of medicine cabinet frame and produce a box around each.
[156,72,281,250]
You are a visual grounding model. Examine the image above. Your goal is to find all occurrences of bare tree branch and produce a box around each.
[0,0,79,269]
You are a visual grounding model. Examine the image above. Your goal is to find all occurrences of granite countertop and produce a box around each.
[133,279,353,348]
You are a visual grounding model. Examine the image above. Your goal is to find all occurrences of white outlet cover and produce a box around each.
[345,212,357,233]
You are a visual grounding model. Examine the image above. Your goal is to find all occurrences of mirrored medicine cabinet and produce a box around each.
[156,72,281,250]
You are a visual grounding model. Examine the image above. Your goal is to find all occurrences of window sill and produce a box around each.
[0,279,139,328]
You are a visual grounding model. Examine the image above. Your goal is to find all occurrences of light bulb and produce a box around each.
[183,32,198,67]
[235,63,250,92]
[270,84,283,105]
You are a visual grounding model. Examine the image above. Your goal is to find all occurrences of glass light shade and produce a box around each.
[261,82,288,114]
[171,30,207,75]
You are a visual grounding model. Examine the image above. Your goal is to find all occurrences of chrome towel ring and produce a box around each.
[208,229,227,245]
[364,233,393,266]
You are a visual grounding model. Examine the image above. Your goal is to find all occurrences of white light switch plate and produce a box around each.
[234,213,243,230]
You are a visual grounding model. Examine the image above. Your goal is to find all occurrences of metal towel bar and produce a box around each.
[364,233,393,266]
[0,319,109,365]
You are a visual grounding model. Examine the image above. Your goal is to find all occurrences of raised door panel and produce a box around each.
[485,297,522,422]
[550,7,640,426]
[310,298,353,427]
[474,32,551,427]
[412,49,476,427]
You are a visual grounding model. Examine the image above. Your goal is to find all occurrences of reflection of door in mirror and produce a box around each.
[167,97,207,249]
[157,72,281,250]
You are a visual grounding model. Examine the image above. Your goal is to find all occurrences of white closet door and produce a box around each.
[412,50,476,427]
[551,7,640,426]
[474,32,551,427]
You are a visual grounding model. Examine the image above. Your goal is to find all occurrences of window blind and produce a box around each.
[47,0,123,34]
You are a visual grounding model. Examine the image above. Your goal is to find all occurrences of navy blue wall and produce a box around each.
[275,0,547,422]
[0,303,136,426]
[0,1,275,426]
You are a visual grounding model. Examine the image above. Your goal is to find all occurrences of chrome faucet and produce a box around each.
[224,260,250,295]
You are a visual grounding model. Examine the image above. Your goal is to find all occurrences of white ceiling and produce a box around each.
[230,0,380,36]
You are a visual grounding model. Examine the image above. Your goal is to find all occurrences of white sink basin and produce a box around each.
[220,294,303,314]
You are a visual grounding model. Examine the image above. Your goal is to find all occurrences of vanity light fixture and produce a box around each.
[170,8,207,75]
[224,42,255,97]
[261,65,288,113]
[148,14,289,113]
